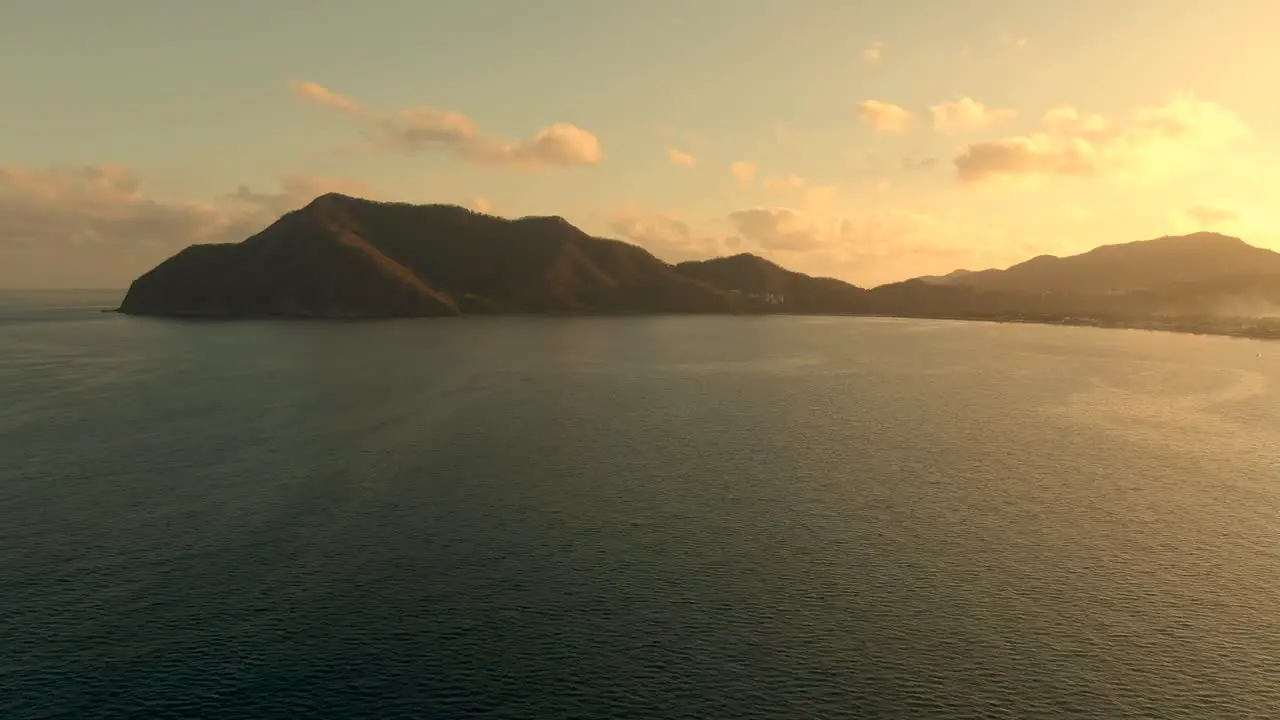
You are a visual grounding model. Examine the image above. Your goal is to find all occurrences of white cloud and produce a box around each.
[857,100,914,133]
[290,79,602,169]
[930,97,1017,134]
[861,41,886,62]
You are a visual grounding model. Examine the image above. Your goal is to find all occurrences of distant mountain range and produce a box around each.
[119,194,1280,332]
[919,232,1280,293]
[882,231,1280,322]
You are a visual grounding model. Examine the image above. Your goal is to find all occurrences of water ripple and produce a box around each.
[1,308,1277,718]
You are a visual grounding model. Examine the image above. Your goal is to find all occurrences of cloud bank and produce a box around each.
[609,196,1010,287]
[954,92,1248,183]
[0,166,374,287]
[608,209,737,263]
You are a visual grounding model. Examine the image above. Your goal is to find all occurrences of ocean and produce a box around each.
[2,290,1277,718]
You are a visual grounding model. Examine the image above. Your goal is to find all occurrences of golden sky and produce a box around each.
[2,0,1278,288]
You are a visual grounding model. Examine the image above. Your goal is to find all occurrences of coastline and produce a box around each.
[858,312,1280,342]
[110,303,1280,342]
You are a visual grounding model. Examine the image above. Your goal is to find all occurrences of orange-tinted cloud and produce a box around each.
[0,166,230,250]
[728,207,826,251]
[902,156,940,170]
[288,80,362,113]
[861,41,886,62]
[730,161,757,184]
[954,136,1097,183]
[1184,205,1240,227]
[761,175,805,193]
[857,100,913,133]
[607,202,950,275]
[930,97,1016,134]
[0,166,376,287]
[722,204,1002,285]
[1041,105,1107,134]
[667,148,696,167]
[607,208,736,262]
[600,197,1031,286]
[289,79,602,169]
[954,92,1248,183]
[1001,36,1030,51]
[223,176,375,217]
[461,123,601,168]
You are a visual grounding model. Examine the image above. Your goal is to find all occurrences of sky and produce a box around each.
[3,0,1280,289]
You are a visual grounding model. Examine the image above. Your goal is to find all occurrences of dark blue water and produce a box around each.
[2,291,1278,718]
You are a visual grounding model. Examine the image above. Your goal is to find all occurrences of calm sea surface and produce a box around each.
[1,291,1277,719]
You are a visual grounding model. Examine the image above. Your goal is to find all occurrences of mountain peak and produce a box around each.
[1156,231,1245,246]
[689,252,779,268]
[515,214,575,227]
[305,191,361,208]
[725,252,771,263]
[511,214,591,241]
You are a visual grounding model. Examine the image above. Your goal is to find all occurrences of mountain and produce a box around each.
[915,269,976,285]
[873,232,1280,321]
[120,199,460,318]
[936,232,1280,294]
[674,253,869,313]
[120,194,748,317]
[119,196,1280,325]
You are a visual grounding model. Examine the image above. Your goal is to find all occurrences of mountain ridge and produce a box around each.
[121,194,758,317]
[119,194,1280,331]
[916,231,1280,293]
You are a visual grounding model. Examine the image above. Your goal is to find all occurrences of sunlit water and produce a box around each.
[2,291,1277,719]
